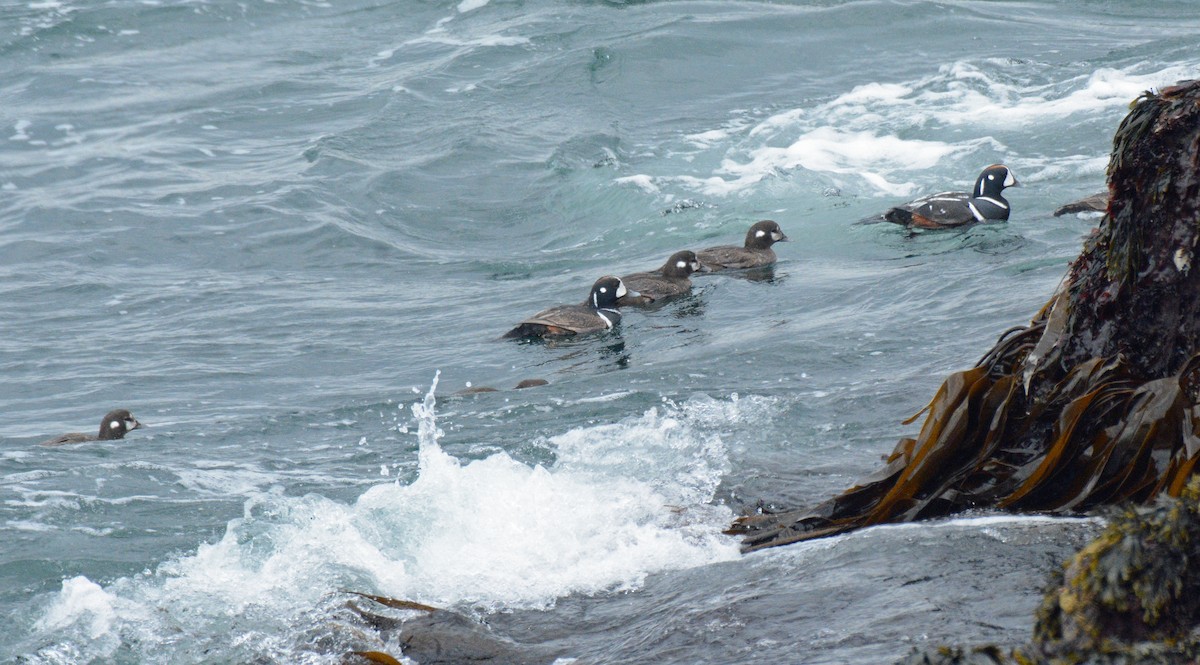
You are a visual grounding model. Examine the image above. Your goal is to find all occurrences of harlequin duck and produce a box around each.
[1053,191,1107,217]
[616,250,708,306]
[874,164,1019,229]
[696,220,788,271]
[502,276,634,339]
[38,409,143,447]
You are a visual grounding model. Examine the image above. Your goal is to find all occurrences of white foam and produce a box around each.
[616,174,660,194]
[34,577,120,640]
[457,0,489,12]
[916,63,1189,126]
[721,127,968,197]
[639,61,1194,198]
[28,377,743,660]
[404,34,529,48]
[9,119,31,142]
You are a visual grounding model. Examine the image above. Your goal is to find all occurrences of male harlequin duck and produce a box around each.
[696,220,788,271]
[502,276,634,339]
[38,409,143,446]
[616,250,709,306]
[875,164,1020,229]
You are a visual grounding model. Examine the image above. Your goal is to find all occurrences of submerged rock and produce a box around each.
[341,593,564,665]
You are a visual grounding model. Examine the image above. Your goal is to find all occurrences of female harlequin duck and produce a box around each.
[616,250,709,306]
[502,276,635,339]
[38,409,143,446]
[696,220,788,271]
[876,164,1020,229]
[1053,191,1107,217]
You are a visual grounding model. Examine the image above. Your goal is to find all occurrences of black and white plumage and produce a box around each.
[502,276,633,339]
[38,409,143,447]
[617,250,708,306]
[874,164,1020,229]
[696,220,788,271]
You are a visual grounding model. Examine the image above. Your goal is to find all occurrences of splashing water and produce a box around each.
[18,375,742,662]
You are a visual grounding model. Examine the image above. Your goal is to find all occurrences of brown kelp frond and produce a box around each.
[348,651,406,665]
[344,591,440,613]
[736,353,1200,552]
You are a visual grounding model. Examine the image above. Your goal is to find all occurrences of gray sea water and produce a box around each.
[3,0,1198,662]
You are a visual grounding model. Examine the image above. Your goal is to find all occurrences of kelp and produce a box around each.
[900,477,1200,665]
[733,80,1200,552]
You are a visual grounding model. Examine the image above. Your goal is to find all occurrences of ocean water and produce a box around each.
[2,0,1198,662]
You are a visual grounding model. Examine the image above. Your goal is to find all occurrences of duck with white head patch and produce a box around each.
[696,220,788,271]
[616,250,709,307]
[38,409,144,447]
[502,276,636,339]
[871,164,1020,230]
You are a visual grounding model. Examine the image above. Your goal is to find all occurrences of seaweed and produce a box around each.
[733,80,1200,553]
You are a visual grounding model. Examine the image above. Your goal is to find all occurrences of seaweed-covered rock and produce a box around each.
[732,80,1200,552]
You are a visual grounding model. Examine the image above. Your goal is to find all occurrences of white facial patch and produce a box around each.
[599,287,607,293]
[676,260,687,269]
[1004,170,1017,187]
[755,230,766,238]
[110,420,121,431]
[616,282,627,298]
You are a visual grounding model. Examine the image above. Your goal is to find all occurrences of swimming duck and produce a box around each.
[502,276,633,339]
[1053,191,1107,217]
[875,164,1020,229]
[696,220,788,271]
[38,409,143,447]
[617,250,708,306]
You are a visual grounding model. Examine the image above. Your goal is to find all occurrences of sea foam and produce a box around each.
[630,61,1193,198]
[23,376,741,662]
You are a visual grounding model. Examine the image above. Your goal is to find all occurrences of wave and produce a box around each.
[17,374,741,662]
